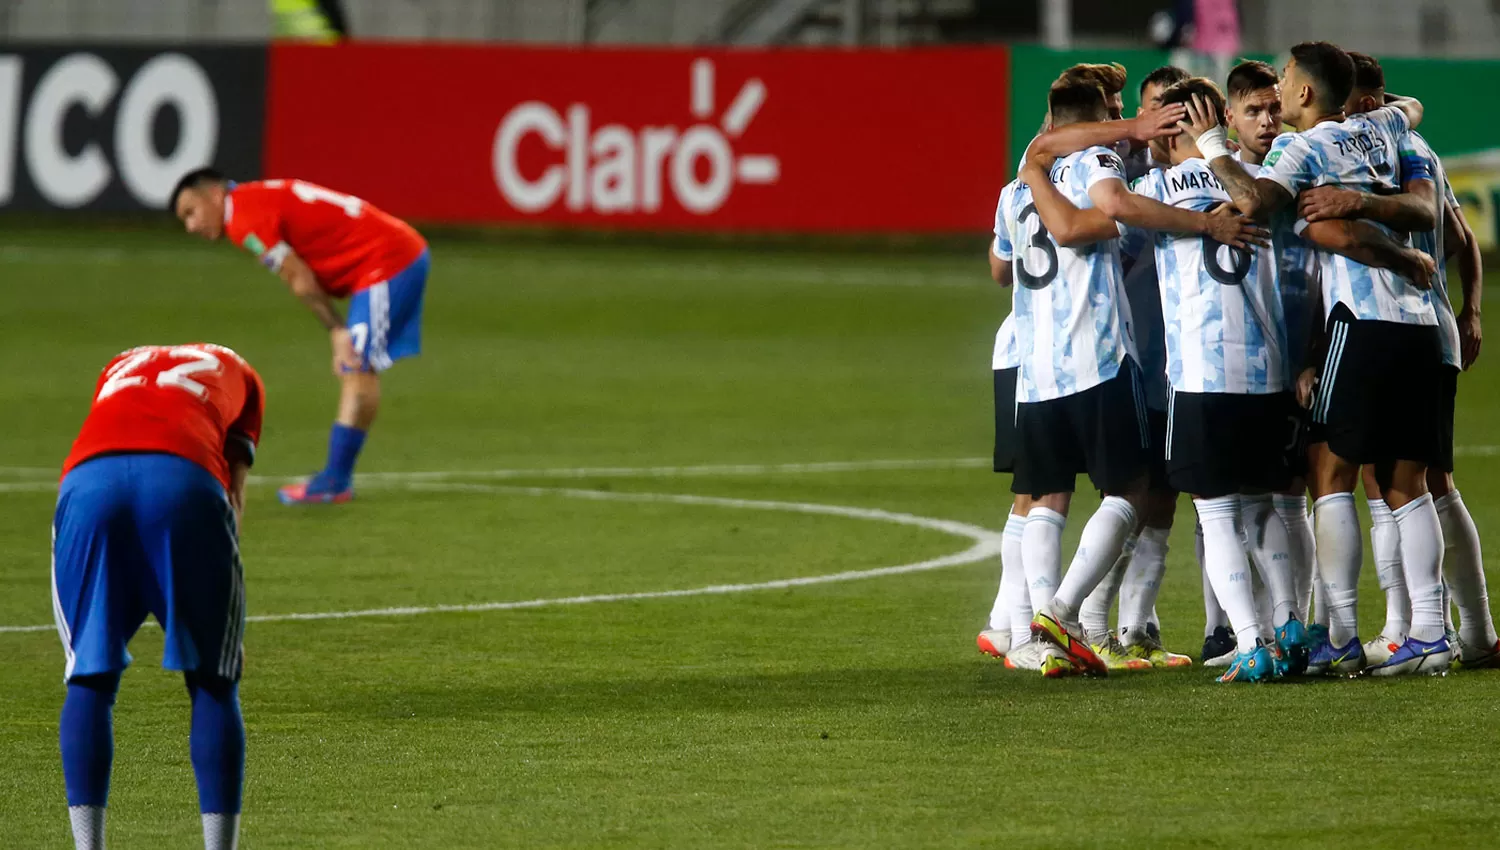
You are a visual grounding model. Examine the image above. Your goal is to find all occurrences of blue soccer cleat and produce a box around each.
[1367,635,1452,677]
[1306,634,1366,677]
[278,473,354,506]
[1275,616,1312,676]
[1217,642,1277,683]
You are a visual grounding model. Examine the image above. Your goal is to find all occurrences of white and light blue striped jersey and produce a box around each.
[1126,158,1286,394]
[991,189,1021,371]
[1238,153,1318,383]
[1399,129,1462,367]
[992,315,1019,370]
[1261,106,1436,325]
[993,149,1138,403]
[1120,236,1169,411]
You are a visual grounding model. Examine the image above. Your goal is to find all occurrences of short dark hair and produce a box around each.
[1289,41,1355,111]
[1140,65,1190,98]
[1057,62,1128,96]
[1348,51,1385,93]
[168,167,227,213]
[1226,60,1279,102]
[1048,79,1109,126]
[1159,77,1227,127]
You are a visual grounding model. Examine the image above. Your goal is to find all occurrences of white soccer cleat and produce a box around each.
[976,629,1011,659]
[1003,640,1044,671]
[1203,648,1237,668]
[1362,634,1403,668]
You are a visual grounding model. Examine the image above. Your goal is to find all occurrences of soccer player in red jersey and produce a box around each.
[170,168,430,505]
[53,343,263,850]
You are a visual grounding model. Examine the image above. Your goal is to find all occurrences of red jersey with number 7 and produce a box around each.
[224,179,426,297]
[63,344,266,490]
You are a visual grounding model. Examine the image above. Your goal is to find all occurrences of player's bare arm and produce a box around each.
[1383,92,1424,129]
[1026,102,1188,160]
[1018,158,1121,247]
[1297,179,1438,232]
[989,251,1013,287]
[278,252,361,374]
[224,438,253,524]
[1450,200,1483,368]
[1301,219,1437,290]
[1178,93,1292,221]
[1088,178,1268,249]
[1295,285,1328,410]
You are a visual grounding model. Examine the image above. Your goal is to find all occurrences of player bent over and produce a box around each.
[53,344,264,850]
[171,168,429,505]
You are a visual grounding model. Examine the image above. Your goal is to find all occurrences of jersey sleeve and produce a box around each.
[1396,132,1435,187]
[1260,133,1317,198]
[992,186,1015,260]
[1077,147,1129,192]
[225,191,291,274]
[227,366,266,465]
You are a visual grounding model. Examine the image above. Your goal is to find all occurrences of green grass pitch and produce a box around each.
[2,228,1499,848]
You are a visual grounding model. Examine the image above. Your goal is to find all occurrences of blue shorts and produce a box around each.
[347,249,429,373]
[52,454,244,683]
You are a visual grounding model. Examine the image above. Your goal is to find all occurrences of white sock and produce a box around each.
[1273,494,1315,621]
[1002,514,1034,647]
[1198,521,1228,636]
[69,805,105,850]
[1051,497,1137,622]
[1367,498,1410,642]
[1120,526,1169,632]
[1436,490,1498,650]
[1252,571,1275,643]
[1081,533,1136,642]
[202,812,240,850]
[1392,493,1445,643]
[1022,508,1066,612]
[1196,495,1261,653]
[1314,493,1362,647]
[988,513,1024,632]
[1241,494,1299,626]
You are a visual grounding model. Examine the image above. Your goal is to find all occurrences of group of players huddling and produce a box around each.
[976,42,1500,683]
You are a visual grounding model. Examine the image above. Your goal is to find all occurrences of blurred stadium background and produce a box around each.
[5,2,1500,848]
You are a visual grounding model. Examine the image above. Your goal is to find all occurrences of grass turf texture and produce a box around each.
[2,229,1499,848]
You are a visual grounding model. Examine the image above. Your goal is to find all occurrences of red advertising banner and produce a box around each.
[265,44,1009,233]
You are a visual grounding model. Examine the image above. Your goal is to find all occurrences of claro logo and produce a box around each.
[0,52,219,208]
[493,58,779,215]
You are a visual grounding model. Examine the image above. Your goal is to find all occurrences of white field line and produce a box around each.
[0,481,1004,634]
[0,457,994,493]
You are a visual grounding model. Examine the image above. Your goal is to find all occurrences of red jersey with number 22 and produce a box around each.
[224,179,426,297]
[63,344,266,490]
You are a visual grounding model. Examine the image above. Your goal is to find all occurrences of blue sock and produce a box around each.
[186,674,245,815]
[60,673,121,807]
[320,423,366,490]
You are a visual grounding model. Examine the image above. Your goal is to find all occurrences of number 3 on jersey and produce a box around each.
[1015,202,1059,290]
[97,347,222,401]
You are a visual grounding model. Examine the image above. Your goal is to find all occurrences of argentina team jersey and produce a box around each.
[1261,106,1436,326]
[1400,129,1462,367]
[993,150,1137,403]
[1122,158,1286,394]
[1239,154,1318,383]
[992,314,1020,370]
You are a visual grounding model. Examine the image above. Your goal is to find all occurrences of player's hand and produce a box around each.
[1402,249,1437,291]
[1205,204,1270,249]
[1176,93,1222,142]
[1459,308,1482,370]
[1295,367,1320,409]
[1130,102,1188,142]
[330,327,362,375]
[1297,186,1366,222]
